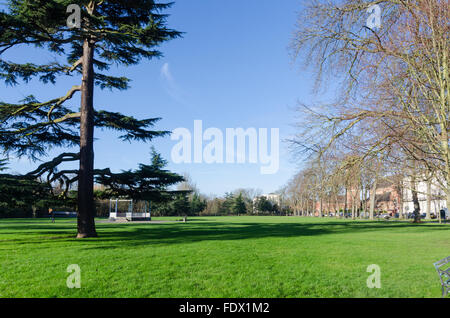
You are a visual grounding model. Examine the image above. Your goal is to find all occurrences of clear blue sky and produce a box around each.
[2,0,319,197]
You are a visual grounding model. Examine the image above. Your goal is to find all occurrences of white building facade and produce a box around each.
[402,176,447,215]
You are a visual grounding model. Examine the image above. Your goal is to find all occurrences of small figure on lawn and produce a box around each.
[49,208,55,223]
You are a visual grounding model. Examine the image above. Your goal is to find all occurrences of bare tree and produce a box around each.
[289,0,449,216]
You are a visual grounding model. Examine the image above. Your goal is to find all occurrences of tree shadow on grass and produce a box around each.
[1,220,449,248]
[81,220,450,250]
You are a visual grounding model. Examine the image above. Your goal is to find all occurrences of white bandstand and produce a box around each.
[109,199,151,221]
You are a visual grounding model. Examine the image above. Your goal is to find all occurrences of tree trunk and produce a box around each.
[444,189,450,224]
[344,186,348,219]
[327,198,330,217]
[77,38,97,238]
[411,173,421,224]
[369,179,377,220]
[398,182,404,220]
[426,178,431,220]
[335,195,339,219]
[359,192,363,219]
[364,188,368,219]
[351,197,355,220]
[319,197,323,218]
[440,112,449,225]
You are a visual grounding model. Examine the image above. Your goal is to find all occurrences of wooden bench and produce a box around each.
[50,211,77,222]
[434,256,450,298]
[53,211,77,218]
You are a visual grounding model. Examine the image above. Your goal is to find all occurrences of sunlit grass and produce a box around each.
[0,216,448,298]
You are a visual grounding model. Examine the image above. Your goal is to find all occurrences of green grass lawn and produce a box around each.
[0,216,448,298]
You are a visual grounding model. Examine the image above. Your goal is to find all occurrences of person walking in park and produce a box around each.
[49,208,55,223]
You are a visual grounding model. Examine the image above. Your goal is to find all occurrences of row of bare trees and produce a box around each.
[282,149,447,223]
[286,0,449,223]
[282,151,391,220]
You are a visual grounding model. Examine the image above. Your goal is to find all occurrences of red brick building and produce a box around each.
[312,180,402,214]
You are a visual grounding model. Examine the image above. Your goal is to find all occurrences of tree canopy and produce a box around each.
[0,0,183,237]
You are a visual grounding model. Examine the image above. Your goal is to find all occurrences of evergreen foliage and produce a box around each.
[0,1,182,236]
